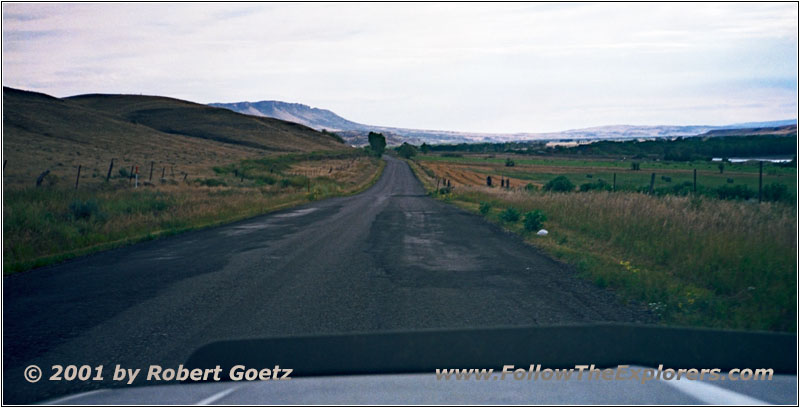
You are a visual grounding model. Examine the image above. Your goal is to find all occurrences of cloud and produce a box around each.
[2,3,797,132]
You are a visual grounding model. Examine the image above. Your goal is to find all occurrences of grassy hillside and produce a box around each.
[3,87,346,188]
[3,87,382,274]
[67,93,344,152]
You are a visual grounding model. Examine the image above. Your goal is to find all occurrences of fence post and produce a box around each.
[36,169,50,187]
[612,173,616,191]
[693,169,697,193]
[649,172,655,194]
[106,159,114,181]
[758,161,763,203]
[149,161,154,181]
[75,165,82,190]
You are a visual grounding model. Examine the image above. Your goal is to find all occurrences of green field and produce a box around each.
[418,154,796,198]
[408,153,797,332]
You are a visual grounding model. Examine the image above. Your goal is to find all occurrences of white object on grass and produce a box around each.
[537,229,548,236]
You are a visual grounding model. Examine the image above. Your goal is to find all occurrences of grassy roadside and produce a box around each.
[405,157,796,332]
[4,153,385,275]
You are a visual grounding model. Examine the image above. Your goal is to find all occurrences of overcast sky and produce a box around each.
[2,3,797,133]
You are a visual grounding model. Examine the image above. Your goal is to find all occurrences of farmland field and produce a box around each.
[418,154,797,195]
[407,153,797,332]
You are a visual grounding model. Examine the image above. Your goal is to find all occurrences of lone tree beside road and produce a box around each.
[396,142,417,159]
[368,132,386,157]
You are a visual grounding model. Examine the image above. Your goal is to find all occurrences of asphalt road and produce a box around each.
[3,156,650,403]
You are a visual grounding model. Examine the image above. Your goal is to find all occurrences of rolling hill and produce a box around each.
[2,87,347,187]
[211,99,797,146]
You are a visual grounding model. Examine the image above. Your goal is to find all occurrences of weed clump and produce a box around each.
[499,207,520,223]
[523,210,546,231]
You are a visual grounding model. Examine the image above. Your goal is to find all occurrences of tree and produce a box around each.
[396,142,417,159]
[368,132,386,157]
[420,143,430,154]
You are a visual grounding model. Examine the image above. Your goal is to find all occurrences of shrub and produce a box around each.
[69,199,101,220]
[762,183,792,202]
[544,175,575,192]
[524,183,538,192]
[523,210,546,231]
[505,158,515,167]
[716,184,754,200]
[579,179,611,192]
[499,207,520,223]
[396,143,417,159]
[253,175,276,186]
[197,178,227,187]
[118,168,129,178]
[479,202,492,215]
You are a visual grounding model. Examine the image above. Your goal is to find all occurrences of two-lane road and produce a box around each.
[4,156,649,403]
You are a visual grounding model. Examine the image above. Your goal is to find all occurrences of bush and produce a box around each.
[579,179,611,192]
[544,175,575,192]
[763,183,792,202]
[505,158,515,167]
[716,184,754,200]
[197,178,227,187]
[479,202,492,215]
[523,210,546,231]
[524,183,538,192]
[396,143,417,159]
[118,168,129,178]
[69,199,101,220]
[499,207,520,223]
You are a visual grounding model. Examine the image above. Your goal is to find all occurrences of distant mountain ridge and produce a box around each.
[211,100,797,146]
[209,101,365,132]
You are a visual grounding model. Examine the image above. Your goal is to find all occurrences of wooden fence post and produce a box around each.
[612,173,616,191]
[758,161,763,203]
[106,159,114,181]
[149,161,154,181]
[693,169,697,193]
[75,165,82,190]
[649,172,655,194]
[36,169,50,187]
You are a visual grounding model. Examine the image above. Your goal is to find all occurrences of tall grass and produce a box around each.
[407,155,796,332]
[452,186,796,331]
[4,156,383,274]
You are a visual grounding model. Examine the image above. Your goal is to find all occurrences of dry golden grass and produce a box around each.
[4,156,384,274]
